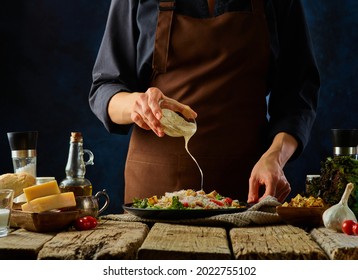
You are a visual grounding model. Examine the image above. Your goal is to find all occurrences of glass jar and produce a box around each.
[305,174,321,194]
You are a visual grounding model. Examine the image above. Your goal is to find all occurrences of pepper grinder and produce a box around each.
[7,131,38,177]
[331,128,358,159]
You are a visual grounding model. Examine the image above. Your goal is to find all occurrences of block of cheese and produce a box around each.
[23,180,60,202]
[21,192,76,213]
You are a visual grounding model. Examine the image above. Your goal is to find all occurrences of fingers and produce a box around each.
[247,175,291,204]
[247,177,260,204]
[132,88,164,136]
[247,180,276,204]
[260,180,276,200]
[132,87,197,137]
[131,112,151,131]
[161,98,197,120]
[258,180,290,203]
[146,87,163,120]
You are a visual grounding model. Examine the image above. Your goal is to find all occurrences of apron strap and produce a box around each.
[152,0,176,73]
[152,0,264,73]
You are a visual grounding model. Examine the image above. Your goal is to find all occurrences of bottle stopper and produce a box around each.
[70,132,83,142]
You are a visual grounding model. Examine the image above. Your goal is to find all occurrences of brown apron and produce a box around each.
[124,0,270,203]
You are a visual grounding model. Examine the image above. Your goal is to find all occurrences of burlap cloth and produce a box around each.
[102,195,284,228]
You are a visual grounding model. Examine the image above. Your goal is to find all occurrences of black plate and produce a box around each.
[122,203,248,220]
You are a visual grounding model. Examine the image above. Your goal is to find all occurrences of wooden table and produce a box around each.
[1,216,358,260]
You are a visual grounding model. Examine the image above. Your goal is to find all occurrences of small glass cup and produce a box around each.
[305,175,321,194]
[0,189,14,238]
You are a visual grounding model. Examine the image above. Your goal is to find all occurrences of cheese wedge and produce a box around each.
[21,192,76,213]
[23,180,60,202]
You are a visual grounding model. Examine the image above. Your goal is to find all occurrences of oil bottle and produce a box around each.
[59,132,94,196]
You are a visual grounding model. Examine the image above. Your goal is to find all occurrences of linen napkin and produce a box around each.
[102,195,283,228]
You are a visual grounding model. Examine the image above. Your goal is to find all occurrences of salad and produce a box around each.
[132,189,246,210]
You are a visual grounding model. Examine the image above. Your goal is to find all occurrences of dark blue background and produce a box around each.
[0,1,357,214]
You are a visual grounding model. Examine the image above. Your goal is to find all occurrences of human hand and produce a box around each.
[131,87,197,137]
[247,153,291,204]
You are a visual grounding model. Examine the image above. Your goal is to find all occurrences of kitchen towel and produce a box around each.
[102,195,284,227]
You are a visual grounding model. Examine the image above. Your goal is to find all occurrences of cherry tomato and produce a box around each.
[182,202,189,208]
[352,223,358,235]
[74,216,98,231]
[210,199,224,206]
[222,197,233,206]
[342,220,356,235]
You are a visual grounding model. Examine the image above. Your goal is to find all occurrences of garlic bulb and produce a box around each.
[322,183,357,232]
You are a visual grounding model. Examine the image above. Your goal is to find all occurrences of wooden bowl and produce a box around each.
[276,206,327,228]
[10,209,79,232]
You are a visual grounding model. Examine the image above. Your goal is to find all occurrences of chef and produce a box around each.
[89,0,320,204]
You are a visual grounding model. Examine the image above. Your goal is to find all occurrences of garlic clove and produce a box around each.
[322,183,357,232]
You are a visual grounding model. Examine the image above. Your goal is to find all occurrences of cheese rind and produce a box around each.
[21,192,76,213]
[23,180,60,202]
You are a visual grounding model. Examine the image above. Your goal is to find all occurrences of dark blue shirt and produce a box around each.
[89,0,320,158]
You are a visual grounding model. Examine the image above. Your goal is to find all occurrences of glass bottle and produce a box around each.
[59,132,94,196]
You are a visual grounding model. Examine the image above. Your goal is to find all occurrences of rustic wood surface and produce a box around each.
[2,218,358,260]
[137,223,232,260]
[230,225,328,259]
[310,227,358,260]
[0,228,55,260]
[37,220,149,260]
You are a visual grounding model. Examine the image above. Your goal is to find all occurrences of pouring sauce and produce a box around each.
[161,109,204,190]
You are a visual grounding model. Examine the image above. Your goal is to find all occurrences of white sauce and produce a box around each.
[161,109,204,189]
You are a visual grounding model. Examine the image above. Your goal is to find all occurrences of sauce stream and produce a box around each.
[184,135,204,190]
[161,109,204,190]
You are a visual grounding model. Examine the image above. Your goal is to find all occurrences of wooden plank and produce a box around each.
[310,227,358,260]
[37,220,149,260]
[137,223,231,260]
[230,225,328,260]
[0,228,56,260]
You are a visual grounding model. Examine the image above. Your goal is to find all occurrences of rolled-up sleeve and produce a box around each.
[267,0,320,159]
[89,0,139,134]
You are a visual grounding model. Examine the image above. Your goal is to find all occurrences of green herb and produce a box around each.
[215,194,223,200]
[306,156,358,216]
[132,196,185,209]
[132,198,148,208]
[168,196,185,209]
